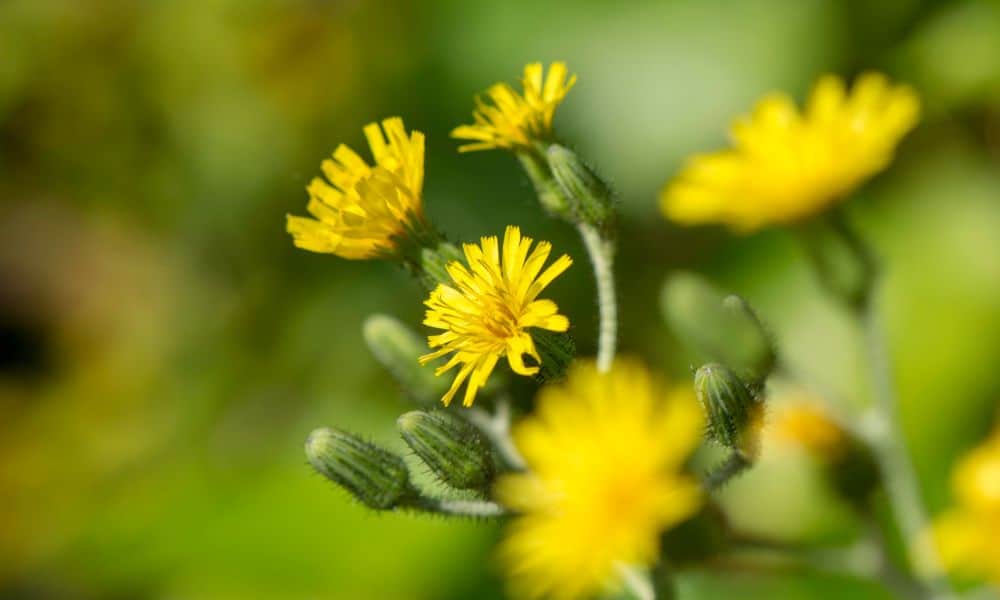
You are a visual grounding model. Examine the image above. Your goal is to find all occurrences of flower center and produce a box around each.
[481,292,522,340]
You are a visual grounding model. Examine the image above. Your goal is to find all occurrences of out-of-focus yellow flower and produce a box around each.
[953,431,1000,513]
[452,62,576,153]
[768,402,848,461]
[932,428,1000,583]
[419,226,572,407]
[661,73,920,232]
[286,117,426,259]
[496,359,703,599]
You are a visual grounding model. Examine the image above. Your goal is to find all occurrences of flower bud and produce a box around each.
[662,273,775,382]
[532,329,576,382]
[694,363,763,459]
[517,152,572,219]
[363,314,448,405]
[305,427,415,510]
[398,410,495,491]
[418,241,464,289]
[546,144,614,229]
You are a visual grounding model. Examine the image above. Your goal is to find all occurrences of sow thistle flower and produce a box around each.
[420,226,572,407]
[931,428,1000,583]
[496,359,703,599]
[661,72,920,232]
[286,117,428,259]
[452,62,576,153]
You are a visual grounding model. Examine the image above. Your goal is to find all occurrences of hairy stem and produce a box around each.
[577,223,617,373]
[703,451,752,492]
[411,496,507,518]
[466,396,526,471]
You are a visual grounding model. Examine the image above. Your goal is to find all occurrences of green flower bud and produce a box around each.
[694,363,764,459]
[363,314,448,405]
[398,410,495,491]
[517,151,572,219]
[532,329,576,382]
[418,241,464,289]
[305,427,415,510]
[662,272,775,382]
[546,144,614,229]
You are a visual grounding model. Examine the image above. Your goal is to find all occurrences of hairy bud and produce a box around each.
[546,144,614,230]
[305,427,414,510]
[694,363,764,460]
[398,410,495,491]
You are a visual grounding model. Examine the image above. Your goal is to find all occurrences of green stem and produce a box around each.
[703,451,751,492]
[803,212,953,598]
[465,396,526,471]
[859,298,954,599]
[722,533,925,599]
[577,223,617,373]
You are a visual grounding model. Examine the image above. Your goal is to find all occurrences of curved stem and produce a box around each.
[466,396,526,471]
[577,223,617,373]
[860,300,954,599]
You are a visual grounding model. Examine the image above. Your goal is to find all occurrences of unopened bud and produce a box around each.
[532,329,576,382]
[546,144,614,229]
[694,363,764,459]
[305,427,414,510]
[419,242,464,289]
[363,314,448,405]
[398,410,495,491]
[662,273,775,382]
[517,152,572,219]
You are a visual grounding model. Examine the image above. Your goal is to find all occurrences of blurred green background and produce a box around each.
[2,0,999,598]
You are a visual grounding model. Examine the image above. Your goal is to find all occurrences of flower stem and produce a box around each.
[577,223,617,373]
[804,213,953,598]
[466,396,526,471]
[858,298,954,599]
[703,451,752,492]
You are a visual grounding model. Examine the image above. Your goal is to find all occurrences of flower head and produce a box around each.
[419,226,572,407]
[661,72,920,232]
[496,359,703,600]
[286,117,426,259]
[452,62,576,153]
[932,428,1000,583]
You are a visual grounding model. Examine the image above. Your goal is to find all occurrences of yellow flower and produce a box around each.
[286,117,426,259]
[496,359,703,600]
[661,72,920,232]
[767,401,848,461]
[452,62,576,153]
[932,428,1000,583]
[952,430,1000,513]
[419,226,572,407]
